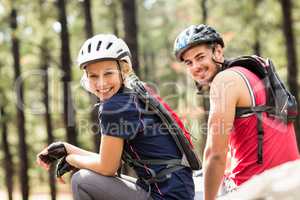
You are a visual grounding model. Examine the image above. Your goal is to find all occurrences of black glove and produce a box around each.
[56,156,77,178]
[39,141,67,165]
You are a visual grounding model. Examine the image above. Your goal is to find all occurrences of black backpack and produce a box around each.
[223,55,298,164]
[121,74,201,185]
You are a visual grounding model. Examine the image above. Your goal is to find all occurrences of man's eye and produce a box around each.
[196,56,205,61]
[185,61,192,66]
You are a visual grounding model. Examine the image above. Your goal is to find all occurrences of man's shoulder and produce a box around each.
[210,69,249,105]
[211,69,243,87]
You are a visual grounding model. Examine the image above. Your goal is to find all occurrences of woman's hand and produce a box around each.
[56,176,66,184]
[36,141,68,170]
[36,147,50,170]
[65,154,76,167]
[55,156,77,184]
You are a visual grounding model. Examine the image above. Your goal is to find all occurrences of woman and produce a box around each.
[37,34,195,200]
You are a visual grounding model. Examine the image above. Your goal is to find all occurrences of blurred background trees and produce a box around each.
[0,0,299,199]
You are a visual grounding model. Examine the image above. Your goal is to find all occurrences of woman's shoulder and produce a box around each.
[99,88,142,140]
[102,88,138,113]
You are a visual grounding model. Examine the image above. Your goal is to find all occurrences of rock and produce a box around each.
[218,159,300,200]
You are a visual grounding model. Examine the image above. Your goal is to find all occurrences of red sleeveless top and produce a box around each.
[226,67,300,186]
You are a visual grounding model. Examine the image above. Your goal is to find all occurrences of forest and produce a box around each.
[0,0,299,199]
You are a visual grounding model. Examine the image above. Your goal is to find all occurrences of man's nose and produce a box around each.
[191,63,204,74]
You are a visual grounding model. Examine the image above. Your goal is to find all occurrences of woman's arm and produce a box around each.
[64,142,98,157]
[66,135,124,176]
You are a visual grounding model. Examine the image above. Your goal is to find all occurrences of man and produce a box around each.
[173,24,300,200]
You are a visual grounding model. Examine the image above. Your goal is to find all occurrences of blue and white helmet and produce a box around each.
[174,24,224,61]
[77,34,132,69]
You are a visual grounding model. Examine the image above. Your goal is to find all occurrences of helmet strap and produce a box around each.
[195,81,204,95]
[116,60,125,86]
[211,45,226,70]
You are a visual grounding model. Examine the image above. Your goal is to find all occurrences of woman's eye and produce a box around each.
[89,75,98,79]
[104,72,113,76]
[91,75,97,78]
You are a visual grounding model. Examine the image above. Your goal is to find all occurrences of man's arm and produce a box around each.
[203,70,240,200]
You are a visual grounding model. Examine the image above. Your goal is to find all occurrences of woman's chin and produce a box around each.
[98,93,114,101]
[99,96,109,101]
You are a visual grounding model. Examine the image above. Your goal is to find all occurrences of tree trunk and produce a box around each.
[253,30,261,56]
[143,50,149,80]
[1,106,14,200]
[109,0,119,36]
[150,51,156,82]
[38,1,57,198]
[253,0,261,56]
[279,0,300,149]
[121,0,139,75]
[201,0,208,24]
[81,0,100,152]
[10,7,29,200]
[40,38,57,200]
[56,0,78,146]
[82,0,93,38]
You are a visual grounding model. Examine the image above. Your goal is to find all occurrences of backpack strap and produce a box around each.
[229,68,268,164]
[256,112,263,164]
[123,151,185,167]
[124,76,201,170]
[141,165,185,185]
[122,151,186,185]
[231,69,256,117]
[121,86,199,183]
[236,106,274,117]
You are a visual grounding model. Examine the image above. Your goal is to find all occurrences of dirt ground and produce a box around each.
[0,188,72,200]
[0,185,72,200]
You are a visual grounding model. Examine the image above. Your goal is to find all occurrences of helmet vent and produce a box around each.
[117,49,123,54]
[96,41,102,51]
[87,43,91,53]
[106,42,113,50]
[77,34,132,68]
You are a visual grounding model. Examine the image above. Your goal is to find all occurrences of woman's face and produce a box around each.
[85,60,122,101]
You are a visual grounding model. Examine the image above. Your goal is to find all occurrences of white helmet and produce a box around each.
[77,34,132,69]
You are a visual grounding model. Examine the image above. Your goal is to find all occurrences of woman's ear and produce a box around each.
[80,71,92,92]
[120,61,134,77]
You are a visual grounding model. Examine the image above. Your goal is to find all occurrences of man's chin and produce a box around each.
[195,81,210,92]
[200,84,210,91]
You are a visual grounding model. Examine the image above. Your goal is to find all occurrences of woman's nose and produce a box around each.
[95,77,107,89]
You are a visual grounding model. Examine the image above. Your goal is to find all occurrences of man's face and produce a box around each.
[182,44,223,87]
